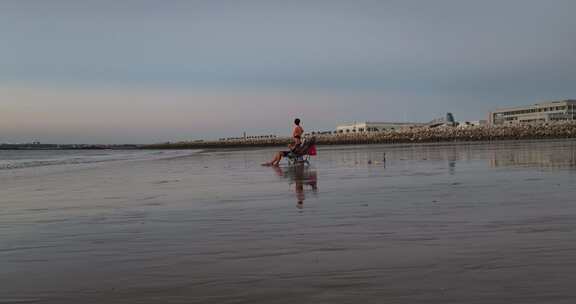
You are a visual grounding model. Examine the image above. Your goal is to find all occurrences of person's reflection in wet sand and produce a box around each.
[271,165,318,209]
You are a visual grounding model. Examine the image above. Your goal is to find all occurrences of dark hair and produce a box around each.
[294,118,301,125]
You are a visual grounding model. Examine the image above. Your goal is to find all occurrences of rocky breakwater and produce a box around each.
[315,121,576,145]
[143,122,576,149]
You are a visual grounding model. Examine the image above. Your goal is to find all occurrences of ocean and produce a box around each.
[0,149,200,171]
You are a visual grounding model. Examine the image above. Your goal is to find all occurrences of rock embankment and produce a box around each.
[144,122,576,149]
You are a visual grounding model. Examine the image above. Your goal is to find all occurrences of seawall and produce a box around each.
[143,121,576,149]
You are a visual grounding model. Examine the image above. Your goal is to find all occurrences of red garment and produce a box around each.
[308,145,317,156]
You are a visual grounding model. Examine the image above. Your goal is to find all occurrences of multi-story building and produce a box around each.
[489,99,576,125]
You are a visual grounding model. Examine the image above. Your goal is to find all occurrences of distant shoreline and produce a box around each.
[4,122,576,151]
[143,122,576,149]
[0,144,141,151]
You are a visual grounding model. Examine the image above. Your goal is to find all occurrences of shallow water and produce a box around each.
[2,140,576,303]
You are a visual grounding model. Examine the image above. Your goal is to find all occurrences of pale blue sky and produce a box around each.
[1,0,575,143]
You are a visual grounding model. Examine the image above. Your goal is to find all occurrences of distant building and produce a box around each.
[489,99,576,125]
[426,113,456,128]
[457,120,487,128]
[336,121,420,133]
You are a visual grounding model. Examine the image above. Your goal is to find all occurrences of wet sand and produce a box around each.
[2,140,576,303]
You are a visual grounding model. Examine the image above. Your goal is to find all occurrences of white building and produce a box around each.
[336,121,420,133]
[457,120,487,128]
[489,99,576,125]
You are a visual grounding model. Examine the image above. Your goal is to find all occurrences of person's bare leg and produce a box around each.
[271,152,283,166]
[262,152,282,166]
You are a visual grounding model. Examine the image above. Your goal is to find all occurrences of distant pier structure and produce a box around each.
[219,133,277,141]
[336,121,421,133]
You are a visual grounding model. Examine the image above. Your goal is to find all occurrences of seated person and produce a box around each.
[262,150,291,167]
[262,118,304,166]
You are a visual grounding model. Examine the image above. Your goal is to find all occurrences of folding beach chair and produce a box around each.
[287,137,317,166]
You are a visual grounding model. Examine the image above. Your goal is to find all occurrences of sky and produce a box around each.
[1,0,575,144]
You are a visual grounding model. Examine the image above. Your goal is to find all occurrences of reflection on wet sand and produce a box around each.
[4,140,576,304]
[271,165,318,208]
[489,141,576,168]
[324,140,576,171]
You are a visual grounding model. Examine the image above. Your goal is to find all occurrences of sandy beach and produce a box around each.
[2,140,576,303]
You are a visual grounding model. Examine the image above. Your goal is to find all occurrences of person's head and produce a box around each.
[294,118,301,126]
